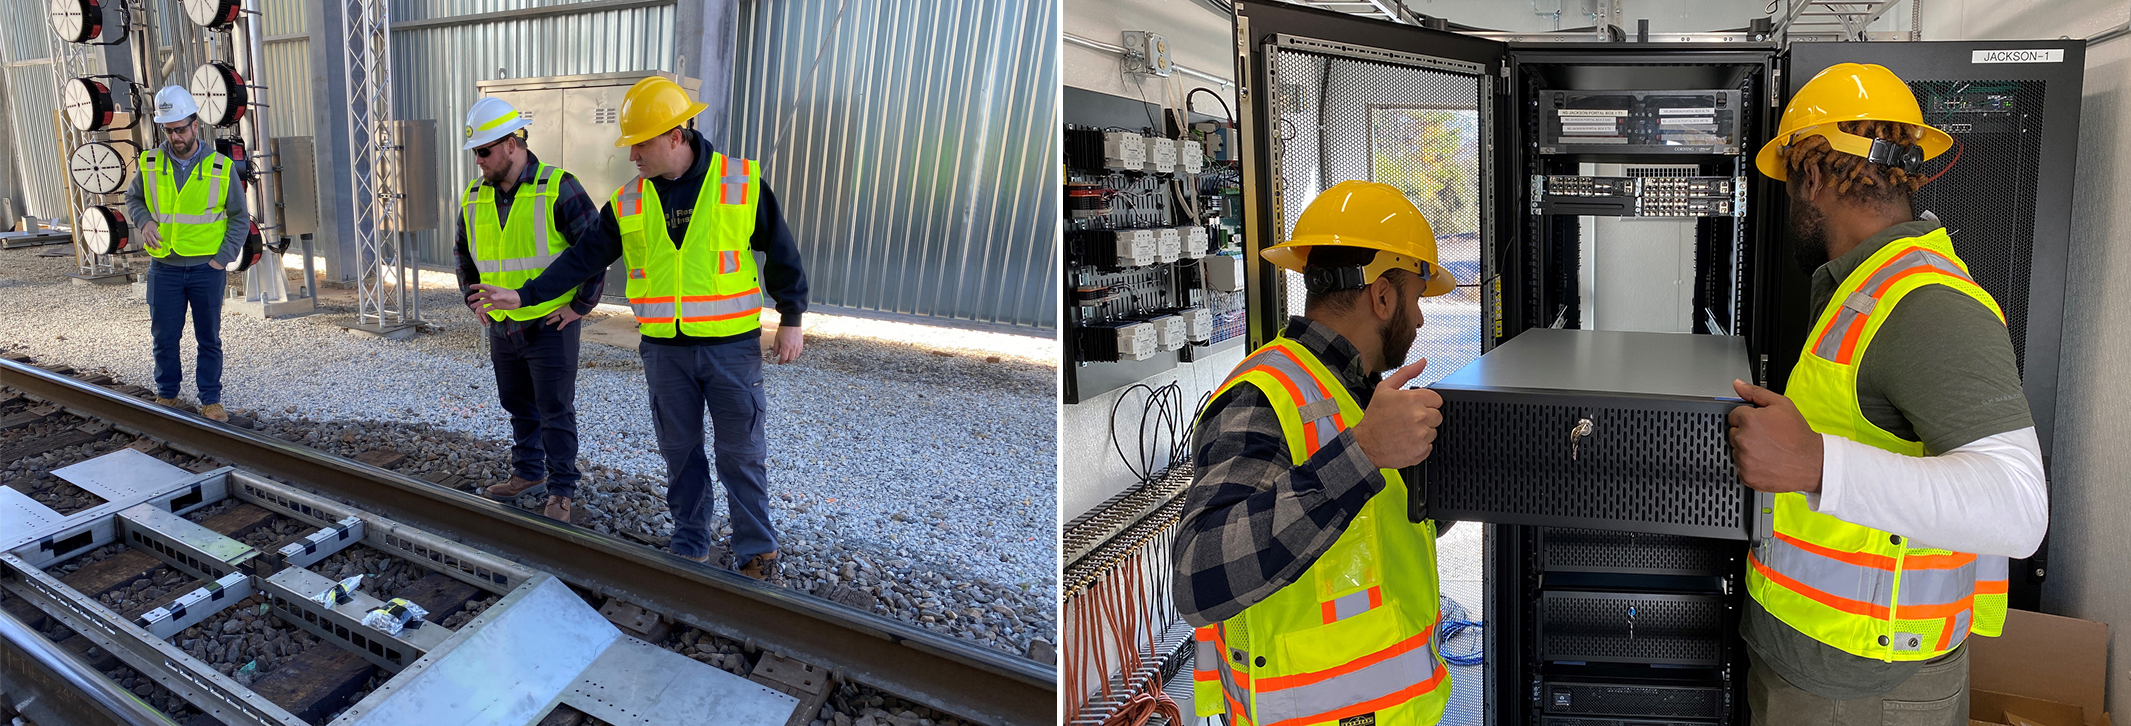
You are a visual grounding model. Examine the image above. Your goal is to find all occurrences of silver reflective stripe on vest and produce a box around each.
[1950,609,1972,648]
[1211,625,1254,723]
[1253,639,1439,725]
[473,254,561,274]
[533,166,556,257]
[617,181,642,217]
[1326,589,1373,623]
[1813,249,1975,361]
[1757,537,1980,613]
[721,166,748,205]
[1756,536,1894,609]
[678,293,760,321]
[1235,347,1341,452]
[1896,560,1978,607]
[632,301,676,320]
[1976,555,2007,583]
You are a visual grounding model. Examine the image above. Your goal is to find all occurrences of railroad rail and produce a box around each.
[0,358,1055,726]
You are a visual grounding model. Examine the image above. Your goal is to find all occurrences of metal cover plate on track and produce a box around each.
[562,636,798,726]
[0,487,61,551]
[346,576,621,725]
[52,449,197,503]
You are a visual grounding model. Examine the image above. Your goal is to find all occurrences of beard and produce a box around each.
[1789,199,1831,276]
[1379,300,1419,373]
[481,160,512,186]
[170,138,196,159]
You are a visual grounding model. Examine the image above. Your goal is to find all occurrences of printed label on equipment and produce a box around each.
[1338,715,1376,726]
[1659,107,1718,115]
[1973,48,2064,63]
[1557,109,1628,117]
[1659,117,1715,126]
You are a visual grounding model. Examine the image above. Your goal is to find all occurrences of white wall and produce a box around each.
[1060,347,1248,521]
[1917,0,2131,718]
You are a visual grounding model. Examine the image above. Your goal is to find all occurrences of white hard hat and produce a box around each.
[461,97,530,151]
[152,85,197,124]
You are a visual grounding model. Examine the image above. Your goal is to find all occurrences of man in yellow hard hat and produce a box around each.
[468,76,807,581]
[1726,63,2046,725]
[452,95,610,523]
[1173,180,1458,725]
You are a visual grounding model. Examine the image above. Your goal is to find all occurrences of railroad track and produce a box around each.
[0,357,1054,726]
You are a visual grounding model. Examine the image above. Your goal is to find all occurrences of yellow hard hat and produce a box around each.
[615,76,707,148]
[1262,180,1458,298]
[1755,62,1951,181]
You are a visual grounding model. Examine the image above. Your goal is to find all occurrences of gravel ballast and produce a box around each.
[0,249,1058,656]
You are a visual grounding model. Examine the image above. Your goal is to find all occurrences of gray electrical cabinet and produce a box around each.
[475,71,703,303]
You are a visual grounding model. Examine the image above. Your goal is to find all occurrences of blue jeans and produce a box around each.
[145,260,225,404]
[491,320,582,497]
[640,338,774,560]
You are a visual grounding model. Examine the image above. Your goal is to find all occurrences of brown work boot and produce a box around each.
[199,403,229,422]
[480,475,546,502]
[735,551,781,582]
[153,396,180,407]
[542,495,573,523]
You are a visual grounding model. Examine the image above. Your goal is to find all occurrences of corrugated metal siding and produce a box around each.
[389,4,675,266]
[261,40,314,138]
[1,1,50,62]
[728,0,1058,330]
[263,0,308,35]
[4,63,67,220]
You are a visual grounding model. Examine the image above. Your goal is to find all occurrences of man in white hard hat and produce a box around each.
[124,85,249,422]
[467,77,807,581]
[452,96,610,523]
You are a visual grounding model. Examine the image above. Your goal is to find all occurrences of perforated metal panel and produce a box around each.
[1910,79,2044,377]
[1428,398,1749,539]
[1539,528,1737,576]
[1538,591,1725,665]
[1267,40,1489,385]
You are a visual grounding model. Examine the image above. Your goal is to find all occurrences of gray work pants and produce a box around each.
[1747,646,1968,726]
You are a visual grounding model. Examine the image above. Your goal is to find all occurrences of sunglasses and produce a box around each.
[474,142,506,159]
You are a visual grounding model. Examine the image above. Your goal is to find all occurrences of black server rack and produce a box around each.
[1232,3,2083,724]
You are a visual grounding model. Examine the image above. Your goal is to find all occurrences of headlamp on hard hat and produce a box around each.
[1302,259,1433,295]
[1862,138,1926,173]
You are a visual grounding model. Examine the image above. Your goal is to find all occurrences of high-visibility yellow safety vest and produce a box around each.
[462,163,577,322]
[1191,337,1449,726]
[138,148,234,258]
[610,152,763,338]
[1750,227,2011,662]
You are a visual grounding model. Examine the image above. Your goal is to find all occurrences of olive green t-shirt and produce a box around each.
[1741,219,2034,699]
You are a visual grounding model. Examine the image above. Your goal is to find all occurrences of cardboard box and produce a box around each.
[1967,609,2113,726]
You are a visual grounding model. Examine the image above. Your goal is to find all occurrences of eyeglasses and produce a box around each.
[162,121,196,137]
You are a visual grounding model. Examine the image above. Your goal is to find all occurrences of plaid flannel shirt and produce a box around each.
[1172,317,1391,626]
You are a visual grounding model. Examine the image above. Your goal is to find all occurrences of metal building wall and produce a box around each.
[262,0,314,139]
[0,0,65,222]
[388,2,676,267]
[727,0,1059,331]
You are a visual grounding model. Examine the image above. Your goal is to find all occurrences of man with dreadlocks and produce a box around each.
[1725,63,2047,724]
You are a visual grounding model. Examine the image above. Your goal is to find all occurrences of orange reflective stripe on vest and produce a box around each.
[1254,620,1445,726]
[1227,343,1347,456]
[1811,246,1976,363]
[1193,624,1256,723]
[679,289,763,322]
[719,156,752,205]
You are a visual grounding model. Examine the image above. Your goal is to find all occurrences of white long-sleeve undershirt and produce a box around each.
[1809,426,2047,558]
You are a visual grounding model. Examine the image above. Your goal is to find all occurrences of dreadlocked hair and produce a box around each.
[1783,119,1928,206]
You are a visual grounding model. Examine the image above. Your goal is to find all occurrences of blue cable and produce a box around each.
[1437,597,1485,667]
